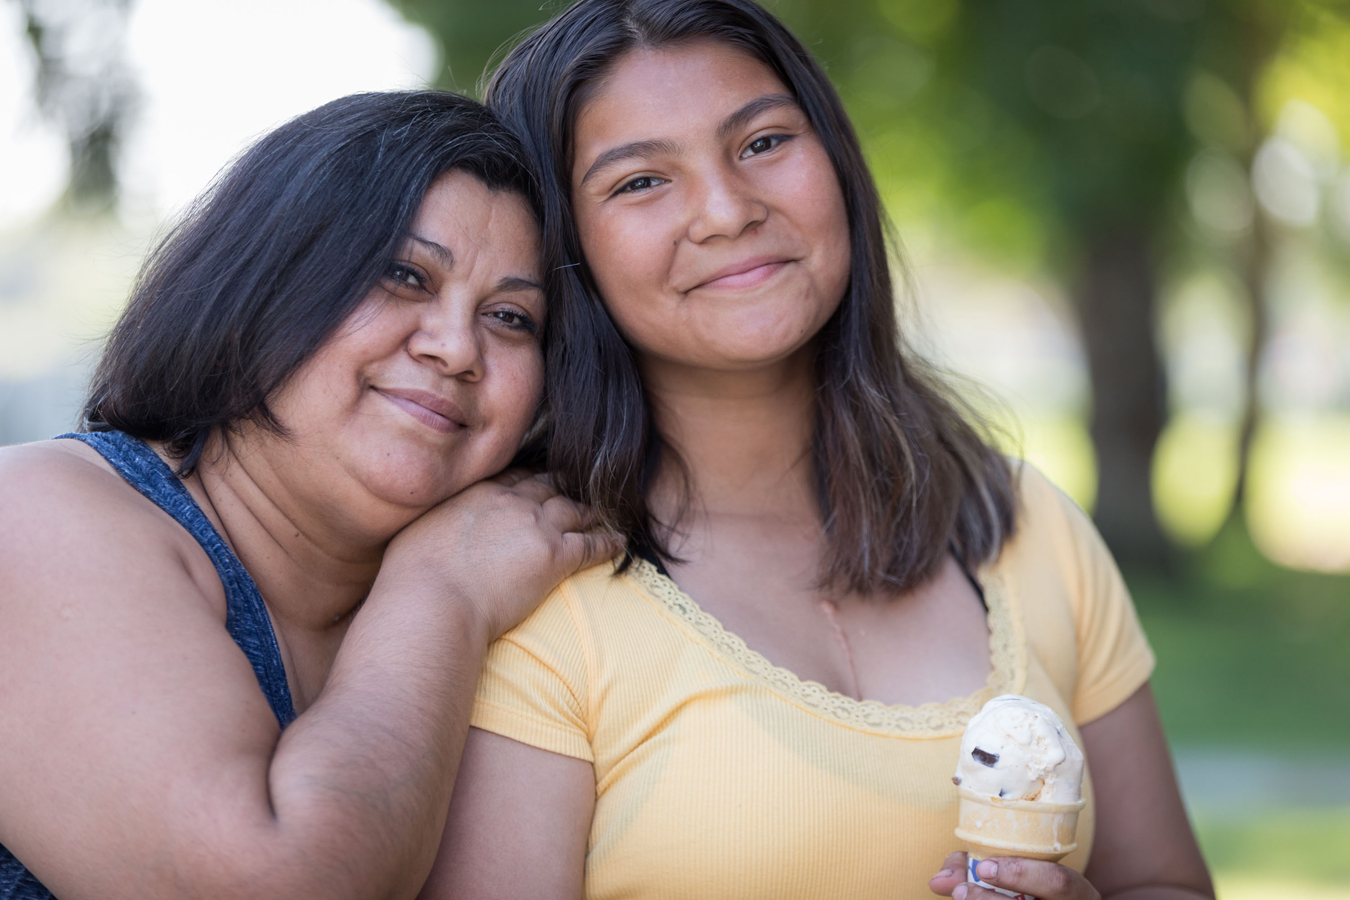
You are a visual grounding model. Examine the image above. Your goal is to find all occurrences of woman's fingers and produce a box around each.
[929,852,969,897]
[959,858,1100,900]
[503,473,560,504]
[490,467,537,488]
[559,528,623,574]
[539,493,601,533]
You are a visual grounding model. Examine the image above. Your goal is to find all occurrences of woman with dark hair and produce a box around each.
[0,90,615,900]
[421,3,1215,899]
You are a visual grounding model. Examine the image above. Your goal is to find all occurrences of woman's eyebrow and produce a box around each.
[496,275,544,293]
[716,93,799,140]
[409,234,454,267]
[580,138,681,186]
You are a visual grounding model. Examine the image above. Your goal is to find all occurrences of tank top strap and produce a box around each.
[55,431,296,728]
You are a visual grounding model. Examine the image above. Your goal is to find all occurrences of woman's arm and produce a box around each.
[930,682,1214,900]
[0,447,611,900]
[418,728,595,900]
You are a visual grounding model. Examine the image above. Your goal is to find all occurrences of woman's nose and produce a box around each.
[687,169,768,244]
[406,302,484,381]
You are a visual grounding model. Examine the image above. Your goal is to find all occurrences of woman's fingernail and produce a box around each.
[934,869,954,880]
[953,884,969,900]
[977,860,998,880]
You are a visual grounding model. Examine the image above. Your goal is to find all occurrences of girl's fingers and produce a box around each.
[930,852,969,897]
[971,858,1098,900]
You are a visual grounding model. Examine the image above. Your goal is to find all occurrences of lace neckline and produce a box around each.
[624,557,1026,738]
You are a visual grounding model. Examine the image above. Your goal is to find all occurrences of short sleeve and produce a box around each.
[1038,477,1156,724]
[470,583,594,762]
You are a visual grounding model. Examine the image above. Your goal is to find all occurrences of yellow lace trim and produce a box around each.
[626,558,1026,738]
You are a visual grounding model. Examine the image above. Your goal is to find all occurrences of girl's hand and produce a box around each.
[930,853,1100,900]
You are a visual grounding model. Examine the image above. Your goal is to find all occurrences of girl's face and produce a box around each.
[263,170,545,514]
[570,41,851,379]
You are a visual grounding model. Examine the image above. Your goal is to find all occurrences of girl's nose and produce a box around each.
[687,169,769,244]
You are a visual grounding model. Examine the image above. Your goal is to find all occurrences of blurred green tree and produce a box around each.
[390,0,1345,567]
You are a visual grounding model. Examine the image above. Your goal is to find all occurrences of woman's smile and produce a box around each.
[372,386,468,434]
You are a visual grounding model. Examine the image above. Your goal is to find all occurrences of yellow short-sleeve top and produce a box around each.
[470,465,1155,899]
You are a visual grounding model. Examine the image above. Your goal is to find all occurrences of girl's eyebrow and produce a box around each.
[716,93,799,140]
[578,93,800,187]
[581,138,682,186]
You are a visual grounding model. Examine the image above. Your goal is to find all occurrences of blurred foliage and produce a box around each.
[391,0,1346,266]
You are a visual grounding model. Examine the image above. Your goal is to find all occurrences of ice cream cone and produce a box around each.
[954,786,1085,863]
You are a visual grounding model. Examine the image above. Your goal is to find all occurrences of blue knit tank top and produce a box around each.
[0,431,296,899]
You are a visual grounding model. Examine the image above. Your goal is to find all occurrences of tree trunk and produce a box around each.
[1074,229,1172,569]
[1229,210,1270,519]
[20,0,136,214]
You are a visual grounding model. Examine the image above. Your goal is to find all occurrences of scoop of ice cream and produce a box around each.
[952,694,1084,803]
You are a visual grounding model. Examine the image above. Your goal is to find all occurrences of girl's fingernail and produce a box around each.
[977,860,998,880]
[953,885,969,900]
[933,869,954,880]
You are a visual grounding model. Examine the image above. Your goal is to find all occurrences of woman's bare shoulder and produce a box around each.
[0,439,225,613]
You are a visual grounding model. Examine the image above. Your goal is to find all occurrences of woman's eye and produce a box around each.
[386,263,427,290]
[615,175,665,195]
[487,309,539,336]
[741,134,790,159]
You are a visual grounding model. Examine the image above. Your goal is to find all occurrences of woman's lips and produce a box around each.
[691,259,791,291]
[375,388,465,434]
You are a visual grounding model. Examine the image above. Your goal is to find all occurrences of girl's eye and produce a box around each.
[385,263,427,291]
[615,175,665,195]
[741,134,790,159]
[488,309,539,336]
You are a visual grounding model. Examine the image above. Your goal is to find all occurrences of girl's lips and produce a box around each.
[693,259,790,291]
[375,388,464,434]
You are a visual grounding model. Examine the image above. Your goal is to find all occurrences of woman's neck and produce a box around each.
[644,346,820,527]
[170,432,400,635]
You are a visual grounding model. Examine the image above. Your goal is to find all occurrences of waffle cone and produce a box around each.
[954,786,1084,863]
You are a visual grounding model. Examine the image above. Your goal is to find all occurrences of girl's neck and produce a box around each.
[644,345,820,525]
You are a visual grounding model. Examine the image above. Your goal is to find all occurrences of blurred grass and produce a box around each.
[1214,875,1350,900]
[1128,524,1350,893]
[1128,519,1350,749]
[1194,808,1350,883]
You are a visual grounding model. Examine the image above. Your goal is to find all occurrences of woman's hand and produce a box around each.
[931,853,1100,900]
[380,470,621,641]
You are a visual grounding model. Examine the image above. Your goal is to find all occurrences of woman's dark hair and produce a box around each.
[84,90,536,473]
[489,0,1018,594]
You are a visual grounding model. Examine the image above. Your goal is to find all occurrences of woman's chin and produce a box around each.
[348,455,477,512]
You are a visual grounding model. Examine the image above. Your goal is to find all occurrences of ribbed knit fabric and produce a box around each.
[471,464,1155,899]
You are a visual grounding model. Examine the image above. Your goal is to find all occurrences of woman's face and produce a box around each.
[570,41,851,378]
[264,170,545,513]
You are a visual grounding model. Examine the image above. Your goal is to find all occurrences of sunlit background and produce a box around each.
[2,0,1348,894]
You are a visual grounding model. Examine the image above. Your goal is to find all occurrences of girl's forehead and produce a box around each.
[572,47,798,179]
[578,42,788,130]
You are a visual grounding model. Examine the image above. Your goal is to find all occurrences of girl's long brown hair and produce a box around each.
[491,0,1018,595]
